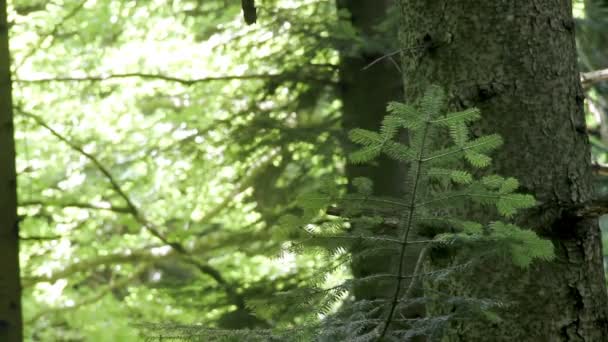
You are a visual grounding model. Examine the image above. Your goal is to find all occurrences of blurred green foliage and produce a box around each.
[10,0,608,340]
[12,0,356,339]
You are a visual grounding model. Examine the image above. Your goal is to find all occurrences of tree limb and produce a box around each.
[17,108,177,248]
[14,70,335,86]
[14,72,279,85]
[19,199,130,214]
[581,68,608,87]
[19,235,63,241]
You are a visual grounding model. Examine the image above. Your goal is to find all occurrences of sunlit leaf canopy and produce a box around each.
[8,0,608,340]
[11,0,356,339]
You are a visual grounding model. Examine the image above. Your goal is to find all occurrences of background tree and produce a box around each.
[398,0,608,340]
[0,0,23,340]
[336,0,426,327]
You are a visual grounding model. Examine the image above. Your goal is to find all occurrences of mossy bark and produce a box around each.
[397,0,608,340]
[0,0,23,340]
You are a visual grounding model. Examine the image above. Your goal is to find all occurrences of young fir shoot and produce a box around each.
[294,85,554,341]
[140,86,555,341]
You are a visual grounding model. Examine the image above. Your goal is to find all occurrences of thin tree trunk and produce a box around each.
[336,0,411,301]
[0,0,23,340]
[398,0,608,340]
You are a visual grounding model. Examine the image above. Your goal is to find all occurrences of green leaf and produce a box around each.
[449,121,468,146]
[496,194,536,218]
[380,115,401,139]
[465,151,492,168]
[382,140,416,162]
[349,128,384,146]
[427,168,473,184]
[481,175,506,189]
[446,219,483,234]
[386,102,424,129]
[465,134,504,154]
[499,178,519,194]
[419,85,446,118]
[488,222,554,268]
[349,145,382,164]
[432,107,482,127]
[451,170,473,184]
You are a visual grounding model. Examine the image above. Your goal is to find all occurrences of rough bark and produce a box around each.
[398,0,608,341]
[0,0,23,340]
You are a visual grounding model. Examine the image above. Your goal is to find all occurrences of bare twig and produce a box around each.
[19,199,130,214]
[362,49,402,71]
[592,162,608,177]
[581,68,608,87]
[404,247,429,299]
[19,235,63,241]
[14,68,336,87]
[15,72,280,86]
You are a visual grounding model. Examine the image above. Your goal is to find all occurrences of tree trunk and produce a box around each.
[0,0,23,340]
[336,0,415,302]
[398,0,608,340]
